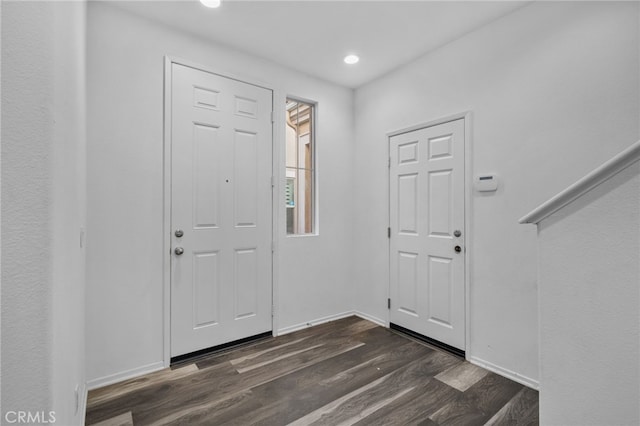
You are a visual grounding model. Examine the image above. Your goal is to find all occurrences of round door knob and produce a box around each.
[174,247,184,256]
[454,245,462,253]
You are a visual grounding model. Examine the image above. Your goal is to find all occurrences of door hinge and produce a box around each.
[271,242,275,253]
[387,298,391,309]
[388,157,391,168]
[387,227,391,238]
[270,111,275,123]
[271,176,275,188]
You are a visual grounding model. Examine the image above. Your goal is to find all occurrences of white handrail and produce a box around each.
[519,140,640,224]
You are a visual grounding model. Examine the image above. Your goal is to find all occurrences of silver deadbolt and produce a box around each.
[174,247,184,256]
[454,230,462,238]
[175,229,184,238]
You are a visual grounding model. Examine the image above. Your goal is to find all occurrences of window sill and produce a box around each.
[285,233,318,238]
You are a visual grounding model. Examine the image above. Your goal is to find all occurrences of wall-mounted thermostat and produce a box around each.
[474,174,498,192]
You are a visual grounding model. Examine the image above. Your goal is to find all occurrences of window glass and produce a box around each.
[285,99,315,235]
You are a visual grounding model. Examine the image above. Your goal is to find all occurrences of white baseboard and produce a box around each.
[276,311,356,336]
[468,356,539,390]
[86,361,165,391]
[354,311,386,328]
[86,313,385,392]
[79,383,88,426]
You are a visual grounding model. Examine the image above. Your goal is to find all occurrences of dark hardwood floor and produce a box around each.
[86,316,538,425]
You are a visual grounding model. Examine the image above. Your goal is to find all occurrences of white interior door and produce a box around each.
[170,63,273,358]
[389,119,466,351]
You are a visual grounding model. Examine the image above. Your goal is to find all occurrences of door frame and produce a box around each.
[162,56,280,366]
[386,111,473,355]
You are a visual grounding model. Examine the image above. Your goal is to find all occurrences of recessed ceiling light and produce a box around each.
[344,55,360,65]
[200,0,221,8]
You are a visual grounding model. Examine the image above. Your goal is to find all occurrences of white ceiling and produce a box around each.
[112,1,530,88]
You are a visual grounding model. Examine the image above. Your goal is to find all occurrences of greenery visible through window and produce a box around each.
[285,99,315,235]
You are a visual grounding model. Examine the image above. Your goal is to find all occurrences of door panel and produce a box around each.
[171,63,272,357]
[397,251,419,316]
[194,251,220,327]
[234,247,258,319]
[389,119,465,350]
[233,130,259,227]
[398,173,418,234]
[427,255,453,327]
[193,124,221,228]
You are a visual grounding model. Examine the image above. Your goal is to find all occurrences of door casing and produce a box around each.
[386,111,473,357]
[162,56,283,366]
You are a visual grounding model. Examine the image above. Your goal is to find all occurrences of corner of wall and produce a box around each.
[51,1,88,424]
[1,1,88,425]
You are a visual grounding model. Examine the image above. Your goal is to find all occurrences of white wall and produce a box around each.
[1,1,87,425]
[51,2,87,423]
[2,2,54,416]
[537,162,639,425]
[86,3,354,386]
[353,1,639,386]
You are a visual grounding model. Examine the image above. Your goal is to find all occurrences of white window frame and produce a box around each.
[285,97,317,237]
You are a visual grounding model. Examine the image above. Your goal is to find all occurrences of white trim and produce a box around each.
[162,56,277,365]
[276,311,355,336]
[386,122,391,328]
[272,89,285,338]
[79,384,88,426]
[162,56,172,369]
[284,95,320,237]
[468,356,539,390]
[387,111,472,352]
[166,56,274,92]
[354,311,386,328]
[519,140,640,224]
[86,361,165,391]
[386,111,472,138]
[463,112,473,355]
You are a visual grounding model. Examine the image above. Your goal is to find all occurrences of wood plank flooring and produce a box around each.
[86,317,538,425]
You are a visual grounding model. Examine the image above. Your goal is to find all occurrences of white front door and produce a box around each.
[389,119,466,351]
[170,63,273,358]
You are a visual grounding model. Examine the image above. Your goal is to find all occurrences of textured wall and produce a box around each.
[538,162,639,425]
[2,1,56,416]
[1,2,87,425]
